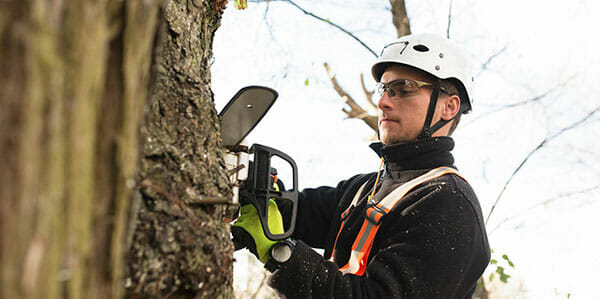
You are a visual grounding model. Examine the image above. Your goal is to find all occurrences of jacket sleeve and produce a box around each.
[277,173,374,249]
[266,176,490,299]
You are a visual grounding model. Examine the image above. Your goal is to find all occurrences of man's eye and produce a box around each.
[390,87,414,96]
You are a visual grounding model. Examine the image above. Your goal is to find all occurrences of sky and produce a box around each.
[211,1,600,297]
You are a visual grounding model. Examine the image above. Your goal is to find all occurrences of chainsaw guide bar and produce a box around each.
[219,86,278,149]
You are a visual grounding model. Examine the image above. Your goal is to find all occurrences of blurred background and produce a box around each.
[211,0,600,298]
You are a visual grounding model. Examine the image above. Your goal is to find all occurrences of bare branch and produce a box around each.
[463,79,572,128]
[477,45,508,75]
[486,105,600,224]
[250,271,269,299]
[489,184,600,234]
[262,0,276,40]
[360,73,378,111]
[389,0,411,37]
[446,0,453,38]
[324,63,378,131]
[284,0,378,57]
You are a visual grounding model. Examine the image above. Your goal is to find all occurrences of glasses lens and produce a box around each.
[387,80,418,97]
[376,79,426,99]
[375,83,385,98]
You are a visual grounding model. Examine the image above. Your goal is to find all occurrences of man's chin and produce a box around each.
[380,135,399,145]
[381,133,413,145]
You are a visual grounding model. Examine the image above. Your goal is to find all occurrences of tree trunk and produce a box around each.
[0,0,233,298]
[389,0,411,38]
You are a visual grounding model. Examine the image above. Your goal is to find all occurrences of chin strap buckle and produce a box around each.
[418,128,433,140]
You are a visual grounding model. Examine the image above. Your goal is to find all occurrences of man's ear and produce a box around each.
[440,95,461,121]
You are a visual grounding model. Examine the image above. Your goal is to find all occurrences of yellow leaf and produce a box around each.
[234,0,248,10]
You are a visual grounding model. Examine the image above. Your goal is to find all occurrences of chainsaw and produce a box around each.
[219,86,298,241]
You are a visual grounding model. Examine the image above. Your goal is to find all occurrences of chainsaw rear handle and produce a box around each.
[249,143,298,241]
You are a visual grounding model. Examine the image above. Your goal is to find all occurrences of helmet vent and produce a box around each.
[413,44,429,52]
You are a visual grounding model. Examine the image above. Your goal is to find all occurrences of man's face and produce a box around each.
[377,65,440,144]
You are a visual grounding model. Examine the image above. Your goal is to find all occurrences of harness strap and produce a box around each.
[335,166,462,276]
[329,182,367,260]
[342,182,367,220]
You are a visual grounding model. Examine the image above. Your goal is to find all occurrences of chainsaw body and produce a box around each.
[220,86,299,241]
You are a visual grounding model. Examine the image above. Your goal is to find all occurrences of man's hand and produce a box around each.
[232,199,284,263]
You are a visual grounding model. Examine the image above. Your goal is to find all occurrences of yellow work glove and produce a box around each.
[232,199,284,263]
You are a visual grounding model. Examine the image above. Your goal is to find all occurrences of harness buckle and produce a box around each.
[365,203,387,224]
[340,207,353,221]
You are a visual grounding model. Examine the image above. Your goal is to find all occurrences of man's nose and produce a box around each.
[377,91,393,111]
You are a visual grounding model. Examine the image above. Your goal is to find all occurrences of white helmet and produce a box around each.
[371,33,473,113]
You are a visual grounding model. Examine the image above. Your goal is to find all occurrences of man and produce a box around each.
[232,33,490,299]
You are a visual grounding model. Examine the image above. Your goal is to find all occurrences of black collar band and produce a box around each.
[370,137,455,172]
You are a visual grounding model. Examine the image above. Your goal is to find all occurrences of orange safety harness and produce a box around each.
[329,163,462,276]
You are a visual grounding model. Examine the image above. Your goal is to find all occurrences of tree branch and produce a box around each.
[489,184,600,234]
[283,0,378,57]
[463,80,571,128]
[389,0,411,37]
[262,0,276,40]
[477,45,508,75]
[486,105,600,224]
[250,271,269,299]
[360,73,378,111]
[446,0,453,38]
[324,62,378,131]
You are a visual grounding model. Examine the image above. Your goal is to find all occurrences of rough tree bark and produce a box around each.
[0,0,233,298]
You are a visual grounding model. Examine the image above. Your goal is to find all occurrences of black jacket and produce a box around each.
[267,137,490,299]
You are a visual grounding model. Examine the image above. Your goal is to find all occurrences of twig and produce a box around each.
[263,0,276,41]
[250,271,269,299]
[446,0,453,38]
[189,196,235,205]
[489,184,600,234]
[284,0,378,57]
[463,80,570,128]
[485,105,600,224]
[477,45,508,75]
[360,73,378,110]
[228,164,246,176]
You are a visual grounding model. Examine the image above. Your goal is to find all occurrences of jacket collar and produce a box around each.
[369,137,455,173]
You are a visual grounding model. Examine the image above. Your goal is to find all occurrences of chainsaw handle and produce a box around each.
[250,143,298,241]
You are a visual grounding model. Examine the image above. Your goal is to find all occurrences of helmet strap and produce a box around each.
[417,79,467,140]
[417,79,441,140]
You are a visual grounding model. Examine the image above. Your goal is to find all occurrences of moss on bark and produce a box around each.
[0,0,233,298]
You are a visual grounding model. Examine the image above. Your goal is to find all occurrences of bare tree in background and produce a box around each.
[0,0,234,298]
[322,0,410,138]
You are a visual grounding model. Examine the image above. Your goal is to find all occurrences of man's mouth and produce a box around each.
[379,117,398,125]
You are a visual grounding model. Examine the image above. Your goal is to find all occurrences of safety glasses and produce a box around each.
[375,79,448,99]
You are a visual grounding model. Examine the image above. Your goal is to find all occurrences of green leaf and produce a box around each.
[496,266,505,274]
[508,260,515,268]
[304,79,309,86]
[502,254,510,261]
[490,259,497,265]
[489,272,495,281]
